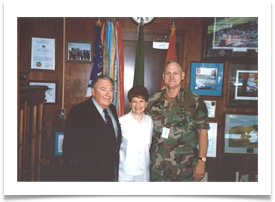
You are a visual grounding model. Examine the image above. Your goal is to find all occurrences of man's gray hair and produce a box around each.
[164,60,182,72]
[91,75,114,88]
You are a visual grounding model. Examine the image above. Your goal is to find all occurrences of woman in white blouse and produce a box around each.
[118,85,153,182]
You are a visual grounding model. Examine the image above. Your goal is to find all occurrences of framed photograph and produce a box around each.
[190,62,224,96]
[236,172,258,182]
[234,70,258,100]
[202,17,258,60]
[29,81,57,104]
[227,63,258,107]
[224,114,258,154]
[55,132,64,156]
[205,100,217,118]
[66,40,92,63]
[31,37,55,70]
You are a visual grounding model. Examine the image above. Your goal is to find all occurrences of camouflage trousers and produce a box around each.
[150,171,194,182]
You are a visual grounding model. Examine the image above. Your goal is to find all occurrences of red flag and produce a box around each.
[160,26,177,89]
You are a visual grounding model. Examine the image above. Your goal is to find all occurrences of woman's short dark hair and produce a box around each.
[91,75,114,88]
[127,85,149,102]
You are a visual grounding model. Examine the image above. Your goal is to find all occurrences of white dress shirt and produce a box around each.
[118,111,153,181]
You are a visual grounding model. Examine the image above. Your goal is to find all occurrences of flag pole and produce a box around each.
[160,17,178,89]
[133,17,144,87]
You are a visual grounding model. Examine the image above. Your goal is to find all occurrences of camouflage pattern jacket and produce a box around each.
[146,88,210,179]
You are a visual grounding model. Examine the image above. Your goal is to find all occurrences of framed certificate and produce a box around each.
[200,172,208,182]
[197,122,217,157]
[55,132,64,156]
[224,113,258,154]
[207,123,218,157]
[205,100,217,119]
[31,37,55,70]
[29,81,57,104]
[190,62,224,96]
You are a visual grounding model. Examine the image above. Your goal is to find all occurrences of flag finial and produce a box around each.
[96,18,101,26]
[170,17,177,27]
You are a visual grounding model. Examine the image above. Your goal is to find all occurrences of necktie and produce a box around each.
[103,109,116,137]
[103,109,118,181]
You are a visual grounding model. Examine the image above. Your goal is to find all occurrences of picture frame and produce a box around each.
[200,172,208,182]
[236,172,258,182]
[235,70,258,100]
[227,63,258,107]
[55,132,64,156]
[29,81,57,104]
[224,113,258,154]
[197,122,217,157]
[202,17,258,60]
[190,62,224,96]
[207,122,218,157]
[205,100,217,119]
[66,40,93,63]
[31,37,56,70]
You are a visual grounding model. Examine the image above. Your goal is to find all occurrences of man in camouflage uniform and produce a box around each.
[147,60,209,182]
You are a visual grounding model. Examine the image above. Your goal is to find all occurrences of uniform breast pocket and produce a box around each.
[173,111,190,126]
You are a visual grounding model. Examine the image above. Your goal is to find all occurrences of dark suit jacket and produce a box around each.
[62,98,122,181]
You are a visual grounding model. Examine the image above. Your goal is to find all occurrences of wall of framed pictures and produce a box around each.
[195,17,258,182]
[18,17,258,182]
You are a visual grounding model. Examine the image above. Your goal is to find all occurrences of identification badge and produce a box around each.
[161,127,170,139]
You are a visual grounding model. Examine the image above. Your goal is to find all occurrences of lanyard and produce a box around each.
[162,101,173,127]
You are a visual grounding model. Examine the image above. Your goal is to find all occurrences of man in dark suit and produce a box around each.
[63,75,122,181]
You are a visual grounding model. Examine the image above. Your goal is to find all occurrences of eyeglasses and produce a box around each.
[96,87,114,93]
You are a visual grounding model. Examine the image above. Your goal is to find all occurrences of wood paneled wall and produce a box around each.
[18,17,257,181]
[19,17,65,180]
